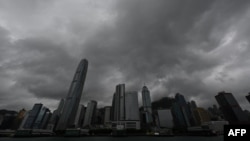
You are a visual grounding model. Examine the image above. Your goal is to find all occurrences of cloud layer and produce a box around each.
[0,0,250,111]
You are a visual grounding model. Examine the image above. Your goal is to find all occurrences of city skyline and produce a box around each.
[1,0,250,112]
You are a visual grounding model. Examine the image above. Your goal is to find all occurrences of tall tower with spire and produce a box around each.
[56,59,88,130]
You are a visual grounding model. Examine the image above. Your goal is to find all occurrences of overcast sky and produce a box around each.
[1,0,250,111]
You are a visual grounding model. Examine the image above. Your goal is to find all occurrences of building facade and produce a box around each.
[215,91,249,124]
[33,106,50,129]
[157,109,174,128]
[83,100,97,128]
[111,84,141,130]
[23,103,43,129]
[104,106,111,126]
[56,59,88,130]
[141,85,153,124]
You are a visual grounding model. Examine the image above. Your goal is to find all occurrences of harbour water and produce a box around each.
[0,136,223,141]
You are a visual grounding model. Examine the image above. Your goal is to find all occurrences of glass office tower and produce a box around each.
[56,59,88,130]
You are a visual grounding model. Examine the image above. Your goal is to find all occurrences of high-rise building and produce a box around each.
[125,91,140,121]
[117,84,125,121]
[40,111,51,129]
[190,101,197,109]
[171,102,187,128]
[187,101,199,126]
[174,93,191,127]
[246,93,250,103]
[111,84,141,129]
[157,109,174,128]
[141,85,153,123]
[47,99,65,131]
[104,106,111,125]
[57,98,65,115]
[215,91,249,124]
[83,100,97,128]
[23,103,43,129]
[56,59,88,130]
[74,105,85,128]
[19,111,30,129]
[0,112,17,130]
[193,107,210,125]
[112,84,125,121]
[11,109,26,130]
[112,92,119,121]
[33,106,50,129]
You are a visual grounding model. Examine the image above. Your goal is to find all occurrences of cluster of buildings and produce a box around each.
[1,59,250,136]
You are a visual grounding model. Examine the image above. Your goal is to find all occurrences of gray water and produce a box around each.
[0,136,223,141]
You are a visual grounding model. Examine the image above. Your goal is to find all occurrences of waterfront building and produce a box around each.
[0,112,17,130]
[23,103,43,129]
[56,59,88,130]
[104,106,111,126]
[171,102,187,128]
[47,99,65,130]
[215,91,249,124]
[33,106,50,129]
[111,84,141,130]
[175,93,192,127]
[83,100,97,128]
[95,108,105,126]
[74,105,85,128]
[11,109,26,130]
[187,101,199,126]
[40,111,51,129]
[193,107,210,125]
[111,92,118,121]
[78,105,86,128]
[19,111,30,129]
[157,109,174,128]
[125,91,140,121]
[57,98,65,115]
[117,84,126,120]
[190,101,197,109]
[124,91,140,129]
[112,84,125,121]
[141,85,153,124]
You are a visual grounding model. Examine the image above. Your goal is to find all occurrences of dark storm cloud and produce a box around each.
[1,0,250,111]
[82,0,250,108]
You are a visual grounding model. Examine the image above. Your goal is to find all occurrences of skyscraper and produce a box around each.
[125,91,140,121]
[117,84,125,121]
[56,59,88,130]
[47,99,65,130]
[23,103,43,129]
[112,84,125,121]
[74,104,85,128]
[171,93,191,128]
[33,106,50,129]
[141,85,153,123]
[83,100,97,128]
[215,91,249,124]
[104,106,111,126]
[171,102,187,128]
[111,84,141,129]
[157,109,174,128]
[193,107,210,125]
[11,109,26,130]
